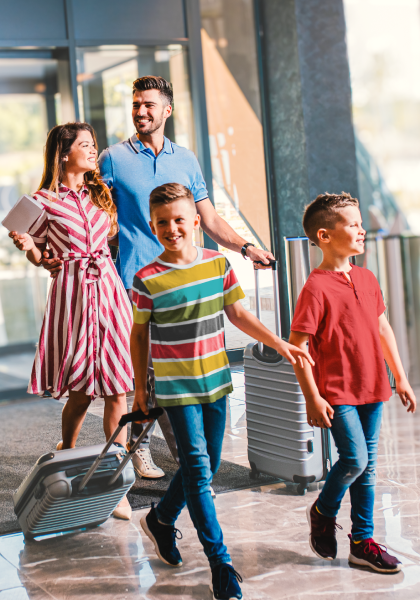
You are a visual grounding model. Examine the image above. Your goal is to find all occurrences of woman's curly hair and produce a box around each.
[38,122,118,237]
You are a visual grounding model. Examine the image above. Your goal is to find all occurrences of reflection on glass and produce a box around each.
[76,45,195,153]
[200,0,271,349]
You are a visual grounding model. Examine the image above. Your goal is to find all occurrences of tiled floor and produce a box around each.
[1,369,420,599]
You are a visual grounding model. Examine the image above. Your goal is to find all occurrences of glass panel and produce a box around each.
[200,0,271,349]
[0,53,73,394]
[76,45,195,153]
[0,57,70,351]
[344,0,420,233]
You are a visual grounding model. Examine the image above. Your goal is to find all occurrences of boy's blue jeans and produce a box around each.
[155,396,231,568]
[317,402,383,541]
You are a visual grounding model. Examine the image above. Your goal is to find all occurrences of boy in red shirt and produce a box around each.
[290,192,416,573]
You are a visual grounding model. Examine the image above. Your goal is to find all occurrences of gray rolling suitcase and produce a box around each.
[13,407,163,539]
[244,261,337,495]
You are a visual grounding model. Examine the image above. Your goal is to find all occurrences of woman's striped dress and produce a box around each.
[27,184,133,399]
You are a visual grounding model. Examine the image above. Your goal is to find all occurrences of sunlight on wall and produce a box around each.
[201,29,271,251]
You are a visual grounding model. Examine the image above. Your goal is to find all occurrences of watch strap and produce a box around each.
[241,242,255,259]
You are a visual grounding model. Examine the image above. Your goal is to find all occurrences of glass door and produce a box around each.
[200,0,273,350]
[76,45,195,154]
[0,52,71,395]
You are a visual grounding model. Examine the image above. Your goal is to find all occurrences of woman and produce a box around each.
[9,122,133,519]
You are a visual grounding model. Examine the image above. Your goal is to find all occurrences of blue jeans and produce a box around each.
[155,397,231,568]
[317,402,383,541]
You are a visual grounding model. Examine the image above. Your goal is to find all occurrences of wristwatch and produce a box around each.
[241,242,255,259]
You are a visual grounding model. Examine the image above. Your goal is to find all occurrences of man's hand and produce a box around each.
[246,245,275,270]
[132,389,153,423]
[276,340,315,369]
[41,250,63,278]
[396,378,417,413]
[196,198,275,268]
[306,396,334,429]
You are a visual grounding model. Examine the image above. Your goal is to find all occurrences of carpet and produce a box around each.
[127,435,280,510]
[0,398,281,535]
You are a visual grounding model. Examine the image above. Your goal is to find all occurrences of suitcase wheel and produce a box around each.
[296,483,308,496]
[249,462,260,480]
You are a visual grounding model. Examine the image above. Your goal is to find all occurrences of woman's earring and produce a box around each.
[63,157,68,162]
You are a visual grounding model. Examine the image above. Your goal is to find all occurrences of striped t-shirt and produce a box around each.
[132,247,245,407]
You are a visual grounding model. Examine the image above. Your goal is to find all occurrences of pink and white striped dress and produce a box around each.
[28,184,133,399]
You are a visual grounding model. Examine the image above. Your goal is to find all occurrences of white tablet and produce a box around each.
[1,195,44,234]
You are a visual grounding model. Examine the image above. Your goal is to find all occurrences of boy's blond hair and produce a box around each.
[303,192,359,245]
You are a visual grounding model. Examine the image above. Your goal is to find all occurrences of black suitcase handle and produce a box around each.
[253,259,277,269]
[78,407,163,492]
[119,407,163,426]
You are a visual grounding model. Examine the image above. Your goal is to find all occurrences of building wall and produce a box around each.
[0,0,186,44]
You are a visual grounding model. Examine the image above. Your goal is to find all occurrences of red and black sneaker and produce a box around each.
[306,500,342,560]
[348,535,401,573]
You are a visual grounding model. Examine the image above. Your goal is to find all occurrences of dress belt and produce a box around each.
[56,251,110,282]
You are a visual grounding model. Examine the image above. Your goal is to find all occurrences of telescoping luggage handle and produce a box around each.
[78,407,163,492]
[253,260,281,353]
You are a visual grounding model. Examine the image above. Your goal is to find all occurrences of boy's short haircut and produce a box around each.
[149,183,195,215]
[132,75,173,106]
[303,192,359,245]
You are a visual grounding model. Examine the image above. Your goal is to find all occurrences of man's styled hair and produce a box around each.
[132,75,173,106]
[150,183,195,214]
[303,192,359,245]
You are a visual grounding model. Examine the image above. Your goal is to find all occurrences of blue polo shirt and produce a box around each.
[98,134,209,288]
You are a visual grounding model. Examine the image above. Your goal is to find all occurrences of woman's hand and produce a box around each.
[276,340,315,368]
[9,231,35,252]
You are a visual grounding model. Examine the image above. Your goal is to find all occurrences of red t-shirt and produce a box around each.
[291,265,391,406]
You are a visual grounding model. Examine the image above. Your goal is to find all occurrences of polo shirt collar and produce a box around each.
[129,133,173,155]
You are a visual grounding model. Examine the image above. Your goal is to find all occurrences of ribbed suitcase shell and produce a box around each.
[244,343,338,493]
[13,444,135,539]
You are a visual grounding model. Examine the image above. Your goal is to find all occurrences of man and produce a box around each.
[43,75,274,479]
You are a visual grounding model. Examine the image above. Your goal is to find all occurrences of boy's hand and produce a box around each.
[396,379,416,413]
[276,340,315,368]
[132,390,153,423]
[9,231,35,252]
[306,396,334,428]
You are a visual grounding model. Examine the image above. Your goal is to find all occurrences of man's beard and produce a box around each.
[134,112,165,136]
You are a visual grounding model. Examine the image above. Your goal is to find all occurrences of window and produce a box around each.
[76,45,195,153]
[0,56,68,348]
[200,0,272,349]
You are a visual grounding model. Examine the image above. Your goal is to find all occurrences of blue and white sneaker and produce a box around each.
[210,563,243,599]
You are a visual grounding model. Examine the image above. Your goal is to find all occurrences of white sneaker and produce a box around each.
[130,447,165,479]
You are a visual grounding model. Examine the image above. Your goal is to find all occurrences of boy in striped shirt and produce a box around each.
[131,183,313,600]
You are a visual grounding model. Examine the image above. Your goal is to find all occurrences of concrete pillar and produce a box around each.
[257,0,359,334]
